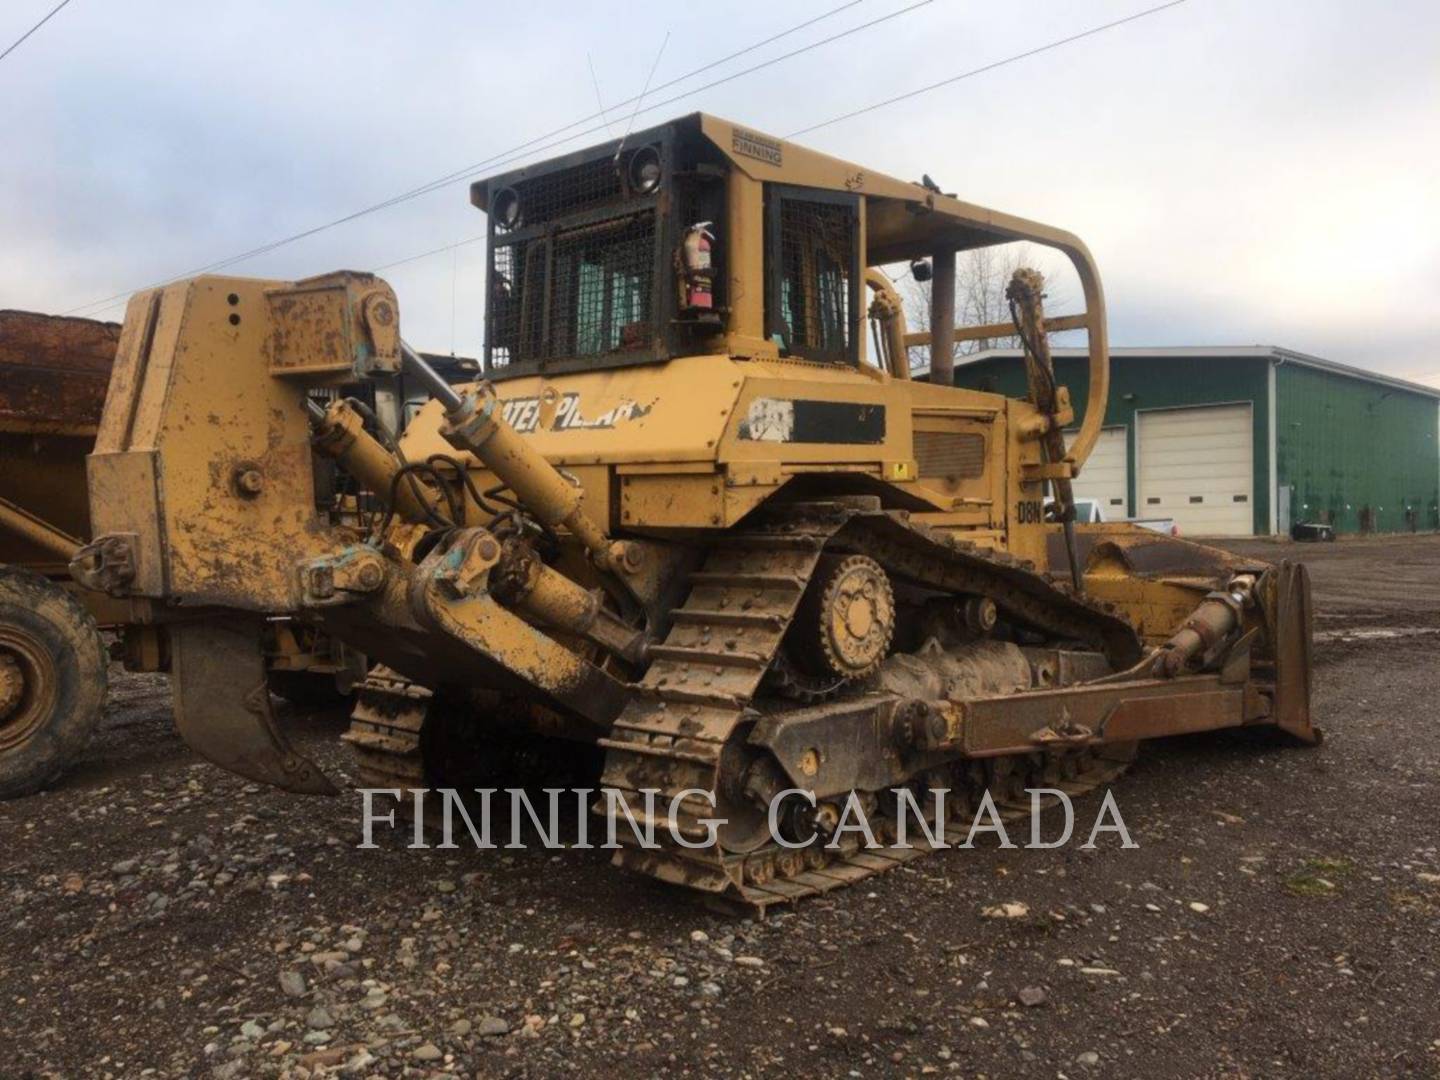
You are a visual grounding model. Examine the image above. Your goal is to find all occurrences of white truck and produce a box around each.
[1050,498,1179,536]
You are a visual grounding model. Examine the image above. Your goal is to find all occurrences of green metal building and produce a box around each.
[951,347,1440,537]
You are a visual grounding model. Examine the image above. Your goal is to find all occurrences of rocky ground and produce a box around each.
[3,534,1440,1079]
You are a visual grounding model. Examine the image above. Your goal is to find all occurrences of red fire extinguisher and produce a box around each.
[679,221,715,311]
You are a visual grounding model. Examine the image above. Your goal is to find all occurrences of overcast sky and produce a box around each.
[3,0,1437,383]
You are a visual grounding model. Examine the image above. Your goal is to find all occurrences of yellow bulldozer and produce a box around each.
[71,114,1316,910]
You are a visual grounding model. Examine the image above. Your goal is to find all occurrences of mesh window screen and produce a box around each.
[510,155,625,228]
[770,191,858,364]
[480,123,739,373]
[490,216,655,366]
[550,215,655,358]
[486,163,659,369]
[488,241,544,369]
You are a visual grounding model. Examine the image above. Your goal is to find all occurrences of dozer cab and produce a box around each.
[74,114,1315,910]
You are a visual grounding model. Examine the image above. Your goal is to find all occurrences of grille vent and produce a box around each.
[915,431,986,479]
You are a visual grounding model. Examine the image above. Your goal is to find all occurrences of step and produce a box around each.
[596,736,718,766]
[723,532,826,551]
[647,644,770,669]
[688,570,806,590]
[647,685,745,710]
[339,730,417,753]
[668,608,785,630]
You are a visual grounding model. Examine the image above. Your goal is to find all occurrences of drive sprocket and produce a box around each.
[791,553,895,681]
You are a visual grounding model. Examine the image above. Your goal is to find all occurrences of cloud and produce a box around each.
[2,0,1436,376]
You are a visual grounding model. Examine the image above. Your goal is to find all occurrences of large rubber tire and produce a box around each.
[0,567,108,799]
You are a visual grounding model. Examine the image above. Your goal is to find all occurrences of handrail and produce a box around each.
[903,312,1090,350]
[895,233,1109,474]
[1052,233,1109,471]
[863,269,911,380]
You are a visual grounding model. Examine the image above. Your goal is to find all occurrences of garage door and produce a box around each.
[1137,404,1254,536]
[1067,426,1128,516]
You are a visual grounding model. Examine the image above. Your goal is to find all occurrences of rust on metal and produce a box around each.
[168,618,338,796]
[0,310,119,435]
[0,311,121,570]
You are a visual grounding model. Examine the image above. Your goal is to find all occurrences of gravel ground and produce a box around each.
[3,534,1440,1079]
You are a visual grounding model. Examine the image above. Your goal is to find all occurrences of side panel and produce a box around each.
[88,277,347,611]
[1275,362,1440,533]
[85,451,166,595]
[907,406,1005,529]
[398,354,745,470]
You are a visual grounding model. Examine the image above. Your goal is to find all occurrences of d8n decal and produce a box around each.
[1014,499,1044,525]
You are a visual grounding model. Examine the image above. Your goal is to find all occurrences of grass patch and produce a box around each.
[1017,911,1059,937]
[1285,856,1354,897]
[1390,889,1436,914]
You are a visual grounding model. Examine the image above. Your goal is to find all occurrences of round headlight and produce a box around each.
[628,147,662,194]
[492,186,522,232]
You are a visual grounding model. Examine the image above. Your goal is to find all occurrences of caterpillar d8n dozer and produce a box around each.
[73,114,1316,910]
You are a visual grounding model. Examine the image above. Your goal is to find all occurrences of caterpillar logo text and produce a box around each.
[499,394,652,434]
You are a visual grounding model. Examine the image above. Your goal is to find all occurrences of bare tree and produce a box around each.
[900,243,1070,376]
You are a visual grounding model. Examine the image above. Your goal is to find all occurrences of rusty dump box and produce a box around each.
[0,309,121,571]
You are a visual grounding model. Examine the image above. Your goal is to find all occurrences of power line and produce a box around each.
[70,0,1190,318]
[68,0,910,316]
[372,234,484,273]
[62,0,880,316]
[377,0,931,203]
[346,0,1193,302]
[360,2,1192,306]
[314,0,868,225]
[787,0,1190,137]
[0,0,75,65]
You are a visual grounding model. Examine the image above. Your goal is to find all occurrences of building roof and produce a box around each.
[946,345,1440,400]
